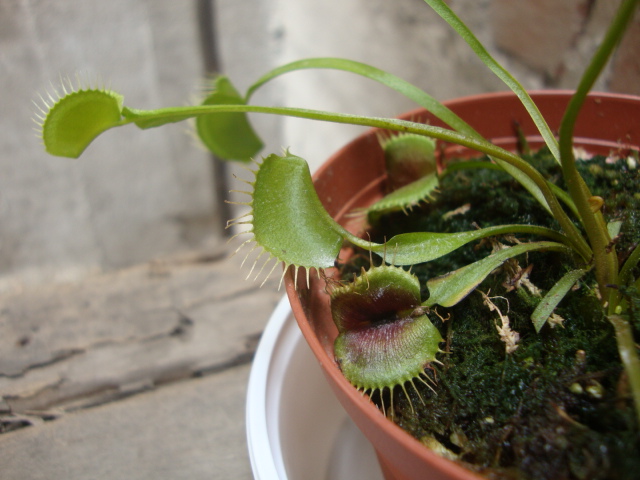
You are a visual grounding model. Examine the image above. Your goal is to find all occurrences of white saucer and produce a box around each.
[246,296,384,480]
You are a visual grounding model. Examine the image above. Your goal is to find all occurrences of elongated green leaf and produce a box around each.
[611,242,640,314]
[114,95,576,246]
[424,241,571,308]
[492,159,551,213]
[619,242,640,287]
[245,57,479,138]
[361,225,568,266]
[122,106,194,128]
[118,103,508,158]
[422,0,595,258]
[558,0,639,258]
[442,160,579,218]
[41,89,124,158]
[422,0,560,164]
[556,0,631,294]
[608,313,640,425]
[531,268,590,332]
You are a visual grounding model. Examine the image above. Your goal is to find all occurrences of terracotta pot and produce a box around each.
[285,91,640,480]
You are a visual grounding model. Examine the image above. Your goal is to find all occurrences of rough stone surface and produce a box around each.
[0,241,280,479]
[0,364,254,480]
[0,241,279,415]
[490,0,640,92]
[492,0,589,79]
[609,6,640,95]
[0,0,222,289]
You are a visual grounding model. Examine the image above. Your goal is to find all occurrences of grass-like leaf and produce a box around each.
[424,241,571,308]
[531,268,590,332]
[364,225,569,266]
[245,57,479,138]
[557,0,639,297]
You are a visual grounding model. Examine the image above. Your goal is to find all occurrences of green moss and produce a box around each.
[340,149,640,479]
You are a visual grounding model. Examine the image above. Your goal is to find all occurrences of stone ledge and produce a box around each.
[0,242,280,422]
[0,363,255,480]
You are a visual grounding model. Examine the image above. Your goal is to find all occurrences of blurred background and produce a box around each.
[0,0,638,478]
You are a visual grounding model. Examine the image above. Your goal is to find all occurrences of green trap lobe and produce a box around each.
[251,154,344,270]
[43,90,123,158]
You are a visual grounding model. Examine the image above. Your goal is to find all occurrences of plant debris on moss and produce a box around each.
[341,148,640,480]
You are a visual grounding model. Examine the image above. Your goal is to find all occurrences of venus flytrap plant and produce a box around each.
[38,0,640,459]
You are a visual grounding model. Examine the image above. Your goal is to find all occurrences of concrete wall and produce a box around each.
[0,0,222,290]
